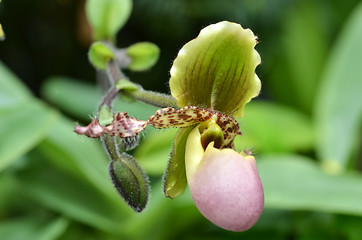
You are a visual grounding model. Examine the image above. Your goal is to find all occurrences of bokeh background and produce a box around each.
[0,0,362,239]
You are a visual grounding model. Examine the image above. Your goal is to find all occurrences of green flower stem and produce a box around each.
[99,87,119,108]
[106,60,127,85]
[124,88,178,109]
[106,58,178,108]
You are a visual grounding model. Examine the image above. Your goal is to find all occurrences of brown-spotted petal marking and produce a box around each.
[106,112,148,137]
[148,106,241,149]
[74,113,147,138]
[148,106,213,128]
[75,106,241,148]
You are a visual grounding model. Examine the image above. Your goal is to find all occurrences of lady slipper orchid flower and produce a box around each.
[75,21,263,232]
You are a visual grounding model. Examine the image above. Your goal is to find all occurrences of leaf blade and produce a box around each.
[315,2,362,170]
[0,101,57,172]
[259,154,362,215]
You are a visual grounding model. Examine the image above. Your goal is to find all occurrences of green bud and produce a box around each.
[109,153,149,212]
[86,0,132,41]
[170,21,261,118]
[163,127,194,198]
[88,42,114,70]
[126,42,160,71]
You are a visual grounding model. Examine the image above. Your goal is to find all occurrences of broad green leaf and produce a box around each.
[37,116,127,205]
[36,218,69,240]
[315,2,362,171]
[120,180,200,240]
[14,152,132,236]
[263,1,328,112]
[283,1,327,112]
[337,215,362,240]
[170,21,261,118]
[86,0,132,41]
[235,101,314,153]
[0,61,32,107]
[258,154,362,215]
[0,174,19,215]
[41,77,101,120]
[41,77,158,121]
[0,100,57,172]
[0,217,69,240]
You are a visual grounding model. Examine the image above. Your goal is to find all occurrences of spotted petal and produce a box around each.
[75,106,241,149]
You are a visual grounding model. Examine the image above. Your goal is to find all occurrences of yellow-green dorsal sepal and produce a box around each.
[170,21,261,118]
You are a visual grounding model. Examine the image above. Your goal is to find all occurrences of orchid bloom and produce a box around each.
[75,21,264,232]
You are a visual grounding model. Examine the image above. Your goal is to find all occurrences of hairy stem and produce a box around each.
[125,88,178,108]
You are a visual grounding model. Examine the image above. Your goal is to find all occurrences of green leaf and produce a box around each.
[86,0,132,41]
[109,153,150,212]
[170,21,261,118]
[126,42,160,71]
[120,180,199,240]
[0,217,69,240]
[235,101,314,153]
[37,116,125,204]
[0,61,32,107]
[88,42,114,70]
[258,154,362,215]
[15,151,131,236]
[315,2,362,171]
[282,1,327,112]
[41,77,101,120]
[0,100,57,172]
[163,127,194,199]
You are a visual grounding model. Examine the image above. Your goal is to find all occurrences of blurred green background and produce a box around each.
[1,0,362,239]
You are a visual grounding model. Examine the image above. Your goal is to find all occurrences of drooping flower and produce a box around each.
[75,21,264,232]
[165,21,264,231]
